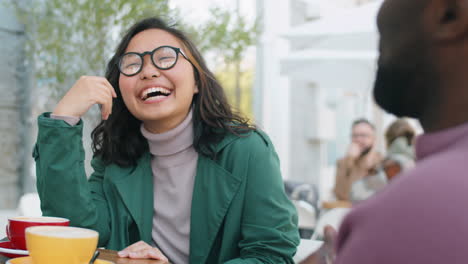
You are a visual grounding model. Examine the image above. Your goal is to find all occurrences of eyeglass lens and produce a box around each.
[119,46,178,76]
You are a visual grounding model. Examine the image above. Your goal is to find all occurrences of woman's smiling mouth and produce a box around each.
[140,87,172,101]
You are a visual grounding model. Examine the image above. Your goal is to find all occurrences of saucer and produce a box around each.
[7,256,114,264]
[5,256,31,264]
[0,241,29,258]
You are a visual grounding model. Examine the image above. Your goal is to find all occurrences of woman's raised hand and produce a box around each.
[52,76,117,120]
[118,241,169,262]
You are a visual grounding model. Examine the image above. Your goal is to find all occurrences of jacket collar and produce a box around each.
[189,155,243,263]
[107,153,154,243]
[107,133,244,261]
[212,131,247,153]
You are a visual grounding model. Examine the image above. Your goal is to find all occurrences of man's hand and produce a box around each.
[346,142,362,159]
[300,225,338,264]
[118,241,168,262]
[323,225,338,263]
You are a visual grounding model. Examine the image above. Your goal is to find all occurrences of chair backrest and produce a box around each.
[293,200,317,230]
[293,239,324,263]
[285,181,320,211]
[311,207,351,240]
[17,193,41,217]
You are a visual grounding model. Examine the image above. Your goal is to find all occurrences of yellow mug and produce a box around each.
[26,226,99,264]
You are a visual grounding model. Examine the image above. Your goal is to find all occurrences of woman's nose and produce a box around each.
[140,55,161,79]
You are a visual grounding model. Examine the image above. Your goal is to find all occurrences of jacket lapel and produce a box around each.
[109,153,154,243]
[189,155,243,263]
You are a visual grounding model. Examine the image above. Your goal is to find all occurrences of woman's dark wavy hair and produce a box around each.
[92,17,254,167]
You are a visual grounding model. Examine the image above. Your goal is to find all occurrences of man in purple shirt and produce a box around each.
[303,0,468,263]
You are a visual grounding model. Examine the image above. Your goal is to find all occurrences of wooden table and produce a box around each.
[0,249,167,264]
[321,200,352,209]
[97,249,168,264]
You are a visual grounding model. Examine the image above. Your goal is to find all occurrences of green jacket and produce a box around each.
[33,114,299,264]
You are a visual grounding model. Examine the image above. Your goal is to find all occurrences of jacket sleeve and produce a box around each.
[224,131,300,264]
[33,113,111,246]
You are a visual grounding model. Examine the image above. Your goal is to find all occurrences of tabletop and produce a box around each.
[0,249,168,264]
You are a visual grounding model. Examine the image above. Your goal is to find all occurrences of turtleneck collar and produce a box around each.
[140,109,194,156]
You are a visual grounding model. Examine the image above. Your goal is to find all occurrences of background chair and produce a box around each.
[311,207,351,240]
[285,181,320,238]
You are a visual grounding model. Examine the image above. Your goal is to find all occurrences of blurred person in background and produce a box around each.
[332,119,383,204]
[382,118,416,179]
[33,17,299,263]
[350,118,416,202]
[304,0,468,263]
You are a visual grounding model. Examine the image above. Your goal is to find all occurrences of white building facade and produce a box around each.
[255,0,388,200]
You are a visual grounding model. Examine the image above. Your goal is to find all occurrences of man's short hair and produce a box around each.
[352,118,375,130]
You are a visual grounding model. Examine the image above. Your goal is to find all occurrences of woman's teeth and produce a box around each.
[141,87,171,100]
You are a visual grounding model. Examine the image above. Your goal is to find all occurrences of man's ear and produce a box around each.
[425,0,468,42]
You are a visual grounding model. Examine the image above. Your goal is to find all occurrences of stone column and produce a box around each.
[0,5,30,209]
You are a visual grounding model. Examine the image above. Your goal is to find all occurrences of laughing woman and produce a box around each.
[33,17,299,264]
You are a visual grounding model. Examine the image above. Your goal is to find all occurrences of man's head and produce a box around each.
[373,0,468,129]
[351,119,376,155]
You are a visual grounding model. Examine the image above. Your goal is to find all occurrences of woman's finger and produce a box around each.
[147,248,168,261]
[93,84,114,120]
[100,99,112,120]
[128,248,168,260]
[95,76,117,98]
[118,241,152,257]
[101,87,114,120]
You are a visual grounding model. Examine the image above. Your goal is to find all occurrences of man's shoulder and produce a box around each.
[336,155,353,164]
[342,153,468,230]
[336,160,468,263]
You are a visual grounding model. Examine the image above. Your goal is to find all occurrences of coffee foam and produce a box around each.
[26,226,98,238]
[10,216,69,223]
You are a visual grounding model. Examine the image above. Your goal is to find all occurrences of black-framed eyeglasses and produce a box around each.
[118,45,191,76]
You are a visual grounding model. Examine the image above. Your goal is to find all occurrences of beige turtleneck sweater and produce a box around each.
[140,110,197,264]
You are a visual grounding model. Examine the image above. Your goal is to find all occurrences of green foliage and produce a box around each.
[215,66,254,120]
[194,6,260,64]
[11,0,174,98]
[192,6,260,112]
[11,0,259,118]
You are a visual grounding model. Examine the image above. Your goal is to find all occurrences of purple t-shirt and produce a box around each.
[335,122,468,264]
